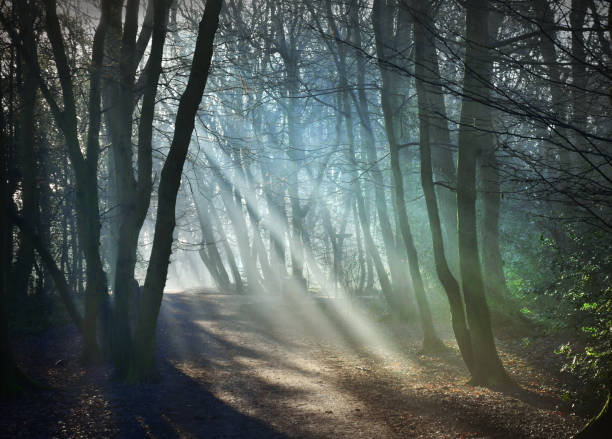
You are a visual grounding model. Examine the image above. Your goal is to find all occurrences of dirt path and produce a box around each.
[1,290,586,438]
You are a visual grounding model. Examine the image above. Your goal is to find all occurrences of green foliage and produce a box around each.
[502,226,565,324]
[503,220,611,404]
[545,227,612,396]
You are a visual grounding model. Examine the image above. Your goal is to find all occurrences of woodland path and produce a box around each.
[1,289,587,438]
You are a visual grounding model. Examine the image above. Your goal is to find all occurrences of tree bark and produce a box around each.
[411,0,474,372]
[214,168,262,292]
[456,0,512,388]
[347,2,408,313]
[400,0,459,276]
[8,208,84,333]
[12,0,38,298]
[373,0,443,351]
[575,380,612,438]
[353,201,366,293]
[534,0,572,248]
[192,185,232,290]
[478,11,507,305]
[261,162,288,287]
[570,0,588,137]
[102,0,170,377]
[41,0,110,361]
[327,1,401,311]
[0,59,38,395]
[480,145,508,302]
[131,0,222,379]
[208,195,244,291]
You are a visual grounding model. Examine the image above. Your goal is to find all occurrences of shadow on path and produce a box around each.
[101,358,289,439]
[1,289,586,438]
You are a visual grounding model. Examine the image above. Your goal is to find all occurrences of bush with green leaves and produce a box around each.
[548,227,612,400]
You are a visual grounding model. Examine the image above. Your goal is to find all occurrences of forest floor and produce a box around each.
[1,289,589,438]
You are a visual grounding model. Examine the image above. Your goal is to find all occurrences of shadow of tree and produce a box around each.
[1,291,584,438]
[102,358,289,438]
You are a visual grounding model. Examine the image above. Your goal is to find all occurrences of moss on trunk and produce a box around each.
[575,388,611,438]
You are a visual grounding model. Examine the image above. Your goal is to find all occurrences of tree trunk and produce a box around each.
[216,172,262,291]
[286,100,307,286]
[192,188,232,290]
[340,87,396,309]
[570,0,588,138]
[0,226,36,395]
[208,196,243,291]
[411,0,477,377]
[348,6,407,314]
[324,3,402,312]
[8,208,84,333]
[262,168,288,288]
[480,147,508,303]
[102,0,169,377]
[575,381,612,438]
[400,0,459,276]
[534,0,571,248]
[372,0,443,351]
[477,11,508,306]
[131,0,222,379]
[12,0,38,298]
[0,61,37,395]
[241,166,275,288]
[456,0,513,388]
[353,201,366,294]
[41,0,111,362]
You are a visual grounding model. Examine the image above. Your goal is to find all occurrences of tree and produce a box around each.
[411,0,475,375]
[11,0,39,300]
[35,0,109,361]
[455,0,512,388]
[131,0,223,379]
[0,50,38,394]
[372,0,443,352]
[99,0,170,378]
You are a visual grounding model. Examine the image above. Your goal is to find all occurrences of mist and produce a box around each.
[2,0,611,437]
